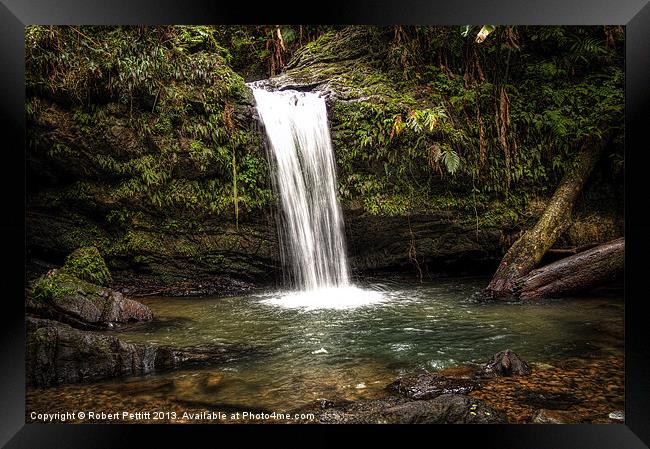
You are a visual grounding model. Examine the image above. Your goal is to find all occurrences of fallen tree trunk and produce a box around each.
[515,237,624,300]
[546,243,600,255]
[486,144,604,298]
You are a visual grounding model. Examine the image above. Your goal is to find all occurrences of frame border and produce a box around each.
[3,1,649,447]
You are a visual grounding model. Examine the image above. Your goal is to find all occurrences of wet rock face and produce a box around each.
[102,290,153,323]
[26,317,156,387]
[298,394,506,424]
[26,317,256,387]
[345,211,502,275]
[386,373,479,400]
[480,349,532,377]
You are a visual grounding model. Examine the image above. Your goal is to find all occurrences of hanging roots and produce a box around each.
[495,86,515,187]
[476,86,486,167]
[407,215,423,283]
[267,26,286,77]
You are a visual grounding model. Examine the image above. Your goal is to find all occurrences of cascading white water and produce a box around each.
[251,86,385,310]
[252,88,350,291]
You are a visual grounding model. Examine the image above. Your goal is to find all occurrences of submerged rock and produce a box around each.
[531,409,581,424]
[516,389,582,410]
[608,410,625,422]
[386,373,479,399]
[26,317,257,387]
[480,349,532,377]
[154,346,239,371]
[296,394,506,424]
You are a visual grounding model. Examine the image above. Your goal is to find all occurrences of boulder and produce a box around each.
[30,269,153,326]
[480,349,532,377]
[26,317,257,387]
[386,373,479,399]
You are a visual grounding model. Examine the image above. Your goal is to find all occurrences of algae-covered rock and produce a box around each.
[62,246,112,286]
[31,268,152,326]
[259,27,402,103]
[25,26,274,295]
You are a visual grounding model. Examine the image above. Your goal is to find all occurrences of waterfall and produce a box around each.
[252,87,351,291]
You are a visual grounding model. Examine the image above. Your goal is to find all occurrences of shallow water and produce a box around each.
[91,277,623,412]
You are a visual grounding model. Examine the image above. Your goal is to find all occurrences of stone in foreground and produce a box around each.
[26,317,257,387]
[386,373,479,399]
[296,394,506,424]
[480,349,532,377]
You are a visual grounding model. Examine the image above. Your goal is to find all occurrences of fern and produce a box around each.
[440,149,461,174]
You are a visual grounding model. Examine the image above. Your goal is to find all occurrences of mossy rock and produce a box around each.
[62,246,112,287]
[30,269,152,325]
[31,269,96,303]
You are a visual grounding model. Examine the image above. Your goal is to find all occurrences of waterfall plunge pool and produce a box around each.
[27,277,623,421]
[258,285,387,310]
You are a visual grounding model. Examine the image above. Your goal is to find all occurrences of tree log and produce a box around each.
[515,237,624,300]
[546,243,599,255]
[486,144,604,298]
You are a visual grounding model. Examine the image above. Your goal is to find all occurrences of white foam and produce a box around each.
[260,286,387,311]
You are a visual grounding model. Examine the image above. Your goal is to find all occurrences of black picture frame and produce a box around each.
[2,0,649,447]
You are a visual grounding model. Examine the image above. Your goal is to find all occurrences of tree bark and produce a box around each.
[516,237,624,300]
[486,144,604,298]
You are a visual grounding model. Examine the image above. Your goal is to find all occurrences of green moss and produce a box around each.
[32,271,76,302]
[62,246,112,286]
[31,269,103,302]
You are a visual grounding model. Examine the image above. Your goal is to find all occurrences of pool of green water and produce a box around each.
[99,277,623,412]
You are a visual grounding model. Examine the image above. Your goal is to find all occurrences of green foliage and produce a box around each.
[213,25,335,79]
[327,25,623,216]
[62,246,112,286]
[439,148,461,174]
[26,25,623,225]
[26,25,272,218]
